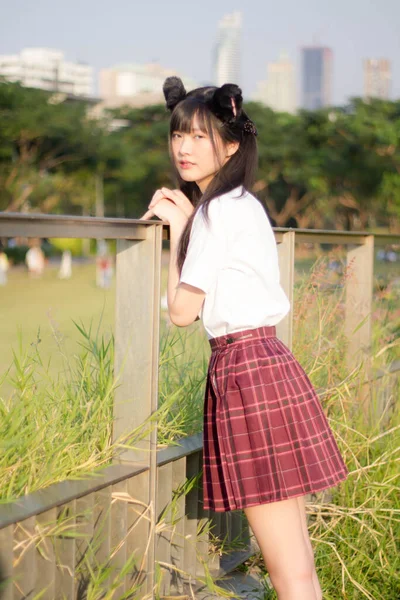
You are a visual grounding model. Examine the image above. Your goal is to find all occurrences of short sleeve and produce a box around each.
[179,200,225,293]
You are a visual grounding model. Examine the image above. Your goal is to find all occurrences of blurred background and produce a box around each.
[0,0,399,374]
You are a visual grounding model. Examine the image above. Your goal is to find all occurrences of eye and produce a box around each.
[171,132,182,139]
[194,134,205,139]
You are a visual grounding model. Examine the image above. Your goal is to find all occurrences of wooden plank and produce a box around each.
[230,511,243,547]
[276,230,295,350]
[183,452,200,584]
[74,495,95,597]
[169,457,186,595]
[93,486,112,592]
[195,451,211,579]
[126,471,151,596]
[155,462,173,596]
[13,516,36,600]
[3,213,398,245]
[240,511,251,547]
[0,212,149,240]
[0,525,13,600]
[110,481,128,598]
[157,432,203,466]
[0,462,148,530]
[54,501,76,599]
[35,508,57,600]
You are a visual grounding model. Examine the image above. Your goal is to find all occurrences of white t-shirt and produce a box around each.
[179,185,291,340]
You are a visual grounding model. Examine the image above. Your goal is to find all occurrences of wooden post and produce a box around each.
[276,231,295,350]
[345,235,374,411]
[345,235,374,369]
[113,222,163,595]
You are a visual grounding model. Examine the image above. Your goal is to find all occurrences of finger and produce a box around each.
[161,187,183,207]
[161,187,178,200]
[170,189,194,215]
[172,189,192,203]
[148,189,165,208]
[140,209,155,220]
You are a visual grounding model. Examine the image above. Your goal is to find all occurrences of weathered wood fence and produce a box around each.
[0,212,398,599]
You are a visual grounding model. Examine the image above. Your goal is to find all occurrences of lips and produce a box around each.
[179,161,194,168]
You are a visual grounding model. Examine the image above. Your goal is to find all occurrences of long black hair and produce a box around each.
[163,77,258,275]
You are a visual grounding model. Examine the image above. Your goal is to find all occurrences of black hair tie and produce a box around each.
[243,119,258,136]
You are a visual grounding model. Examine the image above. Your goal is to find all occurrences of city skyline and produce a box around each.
[213,11,242,87]
[301,46,333,110]
[1,0,399,106]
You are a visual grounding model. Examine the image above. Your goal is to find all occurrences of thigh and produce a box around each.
[243,495,314,578]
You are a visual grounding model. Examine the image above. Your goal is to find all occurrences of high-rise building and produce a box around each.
[301,46,332,109]
[96,62,197,112]
[364,59,391,100]
[253,51,297,113]
[213,11,242,86]
[0,48,93,97]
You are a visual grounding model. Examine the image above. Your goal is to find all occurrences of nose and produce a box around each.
[178,134,192,156]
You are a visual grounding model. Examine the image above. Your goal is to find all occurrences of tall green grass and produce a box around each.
[0,254,399,598]
[239,256,400,600]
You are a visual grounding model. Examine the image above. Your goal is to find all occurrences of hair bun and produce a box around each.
[163,76,187,111]
[210,83,243,123]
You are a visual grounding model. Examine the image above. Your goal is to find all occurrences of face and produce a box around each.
[171,114,238,193]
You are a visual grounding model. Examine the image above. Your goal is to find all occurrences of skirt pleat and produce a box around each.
[202,325,349,512]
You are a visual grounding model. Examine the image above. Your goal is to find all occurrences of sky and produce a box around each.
[1,0,399,107]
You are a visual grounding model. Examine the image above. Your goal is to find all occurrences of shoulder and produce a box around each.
[217,186,270,227]
[194,187,269,232]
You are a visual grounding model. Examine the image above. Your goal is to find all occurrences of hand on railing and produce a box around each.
[157,188,194,219]
[140,187,194,222]
[139,188,189,228]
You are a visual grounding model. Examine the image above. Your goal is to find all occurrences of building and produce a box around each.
[97,62,197,110]
[301,46,332,110]
[253,51,297,113]
[0,48,93,97]
[213,11,242,87]
[364,59,391,100]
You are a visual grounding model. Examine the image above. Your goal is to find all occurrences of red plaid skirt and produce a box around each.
[202,325,349,512]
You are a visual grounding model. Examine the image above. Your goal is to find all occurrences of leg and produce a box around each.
[296,495,323,599]
[243,495,322,600]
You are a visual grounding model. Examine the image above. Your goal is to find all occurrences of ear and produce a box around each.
[226,140,240,157]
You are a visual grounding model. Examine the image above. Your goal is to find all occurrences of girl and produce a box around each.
[141,77,349,600]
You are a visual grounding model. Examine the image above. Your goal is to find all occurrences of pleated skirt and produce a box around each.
[202,325,349,512]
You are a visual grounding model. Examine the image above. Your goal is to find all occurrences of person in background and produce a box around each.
[0,248,9,285]
[58,249,72,279]
[25,241,45,277]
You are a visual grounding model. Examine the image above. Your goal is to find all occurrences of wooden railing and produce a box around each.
[0,212,398,599]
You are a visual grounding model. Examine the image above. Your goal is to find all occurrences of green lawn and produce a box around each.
[0,262,117,381]
[1,252,397,382]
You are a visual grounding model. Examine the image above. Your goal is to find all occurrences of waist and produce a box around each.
[209,325,277,351]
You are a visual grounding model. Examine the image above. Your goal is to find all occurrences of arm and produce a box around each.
[140,197,205,327]
[168,216,206,326]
